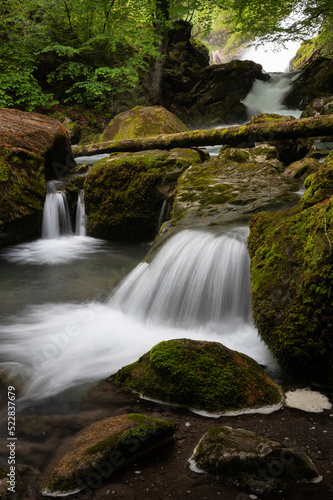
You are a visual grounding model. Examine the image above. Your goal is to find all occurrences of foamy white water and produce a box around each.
[1,236,105,265]
[242,72,301,118]
[75,190,86,236]
[42,181,73,239]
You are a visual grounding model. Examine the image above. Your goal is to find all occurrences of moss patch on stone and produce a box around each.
[110,339,282,414]
[40,413,175,495]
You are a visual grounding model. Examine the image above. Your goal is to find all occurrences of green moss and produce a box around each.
[248,155,333,385]
[0,467,7,480]
[111,339,282,413]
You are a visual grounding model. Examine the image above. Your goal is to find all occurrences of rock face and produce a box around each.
[0,108,74,247]
[284,57,333,109]
[110,339,283,414]
[40,413,175,497]
[165,60,269,127]
[84,148,206,240]
[190,426,321,494]
[248,151,333,386]
[283,157,320,182]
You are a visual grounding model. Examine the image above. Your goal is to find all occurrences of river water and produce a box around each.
[0,57,302,409]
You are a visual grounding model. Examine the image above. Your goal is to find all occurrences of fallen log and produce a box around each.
[72,115,333,157]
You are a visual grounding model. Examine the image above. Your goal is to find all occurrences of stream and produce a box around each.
[0,55,302,410]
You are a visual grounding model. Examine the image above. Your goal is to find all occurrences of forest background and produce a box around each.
[1,0,333,124]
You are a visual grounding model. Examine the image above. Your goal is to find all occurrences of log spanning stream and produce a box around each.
[0,70,320,407]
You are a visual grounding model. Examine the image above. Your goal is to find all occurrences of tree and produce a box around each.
[229,0,333,47]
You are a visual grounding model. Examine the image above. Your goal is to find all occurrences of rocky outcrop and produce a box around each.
[248,151,333,386]
[190,426,321,494]
[165,59,269,127]
[40,413,175,497]
[284,57,333,109]
[110,339,283,414]
[84,148,207,240]
[0,108,74,247]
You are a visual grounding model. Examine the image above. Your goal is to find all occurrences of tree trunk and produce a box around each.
[143,0,170,105]
[72,115,333,157]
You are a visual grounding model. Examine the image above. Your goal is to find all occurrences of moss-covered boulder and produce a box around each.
[80,105,188,145]
[40,413,175,497]
[168,144,298,230]
[190,426,320,494]
[301,96,333,118]
[110,339,283,414]
[0,108,74,247]
[248,151,333,385]
[283,157,320,182]
[84,148,206,240]
[248,113,313,165]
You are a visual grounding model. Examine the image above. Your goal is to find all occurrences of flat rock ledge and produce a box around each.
[189,426,322,495]
[40,413,175,497]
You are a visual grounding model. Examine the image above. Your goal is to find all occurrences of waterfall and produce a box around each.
[75,190,86,236]
[241,40,300,73]
[110,228,252,331]
[42,181,72,239]
[242,72,301,118]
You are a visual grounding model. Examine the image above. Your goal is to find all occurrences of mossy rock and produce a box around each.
[248,151,333,385]
[100,106,188,142]
[110,339,283,414]
[190,426,320,494]
[84,148,204,240]
[169,145,298,229]
[40,413,175,496]
[283,157,320,182]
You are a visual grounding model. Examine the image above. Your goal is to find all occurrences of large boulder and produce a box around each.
[40,414,175,497]
[99,105,188,142]
[0,108,74,247]
[110,339,283,414]
[248,151,333,386]
[84,148,206,240]
[190,426,321,494]
[168,144,298,230]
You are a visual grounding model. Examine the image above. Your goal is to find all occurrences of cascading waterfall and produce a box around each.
[42,181,73,239]
[75,189,86,236]
[110,229,252,331]
[242,72,301,118]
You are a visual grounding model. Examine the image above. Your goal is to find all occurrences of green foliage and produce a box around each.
[228,0,333,53]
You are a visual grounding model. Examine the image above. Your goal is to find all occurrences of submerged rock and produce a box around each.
[40,413,175,497]
[110,339,283,415]
[84,148,206,240]
[248,151,333,386]
[189,426,321,494]
[0,108,74,247]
